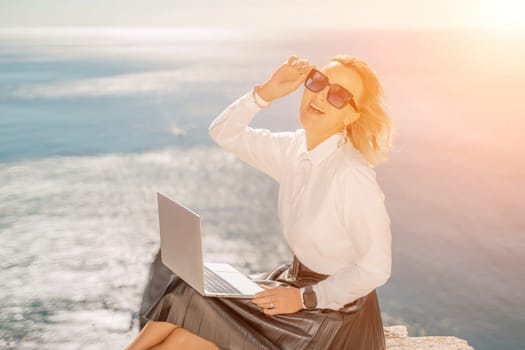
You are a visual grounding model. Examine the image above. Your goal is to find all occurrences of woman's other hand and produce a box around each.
[256,55,316,103]
[251,284,303,315]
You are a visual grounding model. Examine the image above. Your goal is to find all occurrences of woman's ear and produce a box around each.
[344,111,360,126]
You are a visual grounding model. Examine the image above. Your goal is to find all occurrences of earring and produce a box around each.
[338,123,349,147]
[342,113,358,144]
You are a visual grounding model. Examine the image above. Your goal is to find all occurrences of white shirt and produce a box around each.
[208,87,392,311]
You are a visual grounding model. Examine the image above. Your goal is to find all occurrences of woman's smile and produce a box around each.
[308,102,326,115]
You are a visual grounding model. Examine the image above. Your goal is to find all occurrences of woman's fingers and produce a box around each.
[263,305,281,315]
[291,60,309,69]
[253,289,276,307]
[252,295,274,305]
[304,64,316,74]
[288,58,315,77]
[288,56,309,67]
[293,59,308,65]
[287,55,299,65]
[253,299,279,312]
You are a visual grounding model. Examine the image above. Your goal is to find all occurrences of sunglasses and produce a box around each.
[304,68,358,111]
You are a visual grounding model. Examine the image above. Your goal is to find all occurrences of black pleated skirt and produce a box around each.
[141,255,386,350]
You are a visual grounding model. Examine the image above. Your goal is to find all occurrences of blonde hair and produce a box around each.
[330,54,394,168]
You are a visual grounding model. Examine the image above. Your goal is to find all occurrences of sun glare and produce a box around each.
[480,0,525,31]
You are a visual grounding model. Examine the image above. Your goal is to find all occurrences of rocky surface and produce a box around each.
[384,325,474,349]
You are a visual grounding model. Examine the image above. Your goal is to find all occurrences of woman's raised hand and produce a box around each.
[256,55,316,103]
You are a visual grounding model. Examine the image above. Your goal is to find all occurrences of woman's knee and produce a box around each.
[160,327,219,350]
[155,327,186,348]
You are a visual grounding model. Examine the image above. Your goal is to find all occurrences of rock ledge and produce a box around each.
[385,325,474,349]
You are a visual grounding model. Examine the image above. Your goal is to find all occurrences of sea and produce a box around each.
[0,26,524,350]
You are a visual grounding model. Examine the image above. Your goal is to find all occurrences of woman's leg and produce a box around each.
[150,327,220,350]
[125,320,179,350]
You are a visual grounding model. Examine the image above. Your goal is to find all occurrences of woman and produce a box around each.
[126,54,393,350]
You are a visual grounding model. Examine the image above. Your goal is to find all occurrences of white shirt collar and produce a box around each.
[297,130,347,166]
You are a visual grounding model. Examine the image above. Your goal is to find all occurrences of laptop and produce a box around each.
[156,192,265,298]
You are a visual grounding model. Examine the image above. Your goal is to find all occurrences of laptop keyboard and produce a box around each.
[203,266,244,295]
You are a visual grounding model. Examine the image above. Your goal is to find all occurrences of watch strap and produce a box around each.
[299,286,306,308]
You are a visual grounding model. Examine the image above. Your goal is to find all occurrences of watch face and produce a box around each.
[303,286,317,308]
[304,295,316,308]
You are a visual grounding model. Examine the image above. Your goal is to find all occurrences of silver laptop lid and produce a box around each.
[157,192,204,294]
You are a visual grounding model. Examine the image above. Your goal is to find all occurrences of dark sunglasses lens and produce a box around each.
[305,71,326,92]
[327,87,350,109]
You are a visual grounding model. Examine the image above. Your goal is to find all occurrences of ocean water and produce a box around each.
[0,27,524,350]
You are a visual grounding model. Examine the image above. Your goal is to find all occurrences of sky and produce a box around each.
[0,0,524,31]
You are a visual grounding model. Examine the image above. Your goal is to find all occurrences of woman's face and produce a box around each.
[299,61,364,138]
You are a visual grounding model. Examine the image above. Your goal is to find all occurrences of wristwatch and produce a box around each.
[301,285,318,310]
